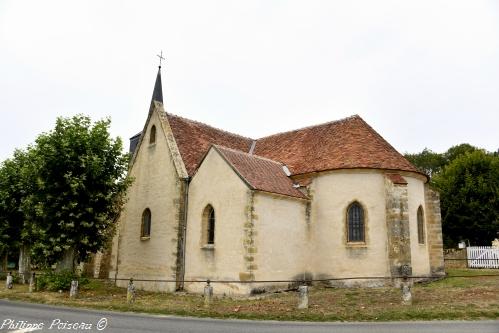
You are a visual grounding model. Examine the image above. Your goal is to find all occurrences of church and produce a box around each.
[108,67,445,295]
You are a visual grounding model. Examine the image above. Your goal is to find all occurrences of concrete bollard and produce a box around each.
[401,279,412,305]
[6,272,13,289]
[203,280,213,307]
[29,272,36,292]
[297,285,309,309]
[127,278,136,304]
[19,272,27,285]
[69,280,79,298]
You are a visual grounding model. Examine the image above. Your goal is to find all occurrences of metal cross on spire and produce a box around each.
[157,50,165,68]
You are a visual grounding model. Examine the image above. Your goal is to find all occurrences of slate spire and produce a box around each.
[151,66,163,104]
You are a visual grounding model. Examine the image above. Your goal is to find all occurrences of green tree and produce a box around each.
[433,150,499,247]
[0,154,24,269]
[32,115,131,270]
[0,148,39,279]
[405,148,446,178]
[443,143,478,165]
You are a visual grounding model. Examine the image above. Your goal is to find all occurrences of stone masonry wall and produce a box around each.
[241,190,256,282]
[424,184,445,276]
[385,177,412,277]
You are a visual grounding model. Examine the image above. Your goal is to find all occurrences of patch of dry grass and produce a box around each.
[1,269,498,321]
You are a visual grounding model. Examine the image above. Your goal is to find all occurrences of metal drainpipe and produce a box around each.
[178,177,190,290]
[114,219,123,284]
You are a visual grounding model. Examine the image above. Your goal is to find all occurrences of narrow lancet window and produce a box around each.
[141,208,152,238]
[149,125,156,144]
[202,205,215,245]
[417,206,425,244]
[347,202,365,242]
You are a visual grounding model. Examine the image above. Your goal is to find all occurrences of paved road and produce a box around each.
[0,300,498,333]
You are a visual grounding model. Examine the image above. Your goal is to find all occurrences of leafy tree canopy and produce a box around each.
[405,148,446,178]
[406,144,498,247]
[443,143,478,165]
[433,150,499,247]
[30,115,131,267]
[0,148,38,255]
[0,154,23,255]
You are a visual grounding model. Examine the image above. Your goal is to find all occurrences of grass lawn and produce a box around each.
[1,269,498,321]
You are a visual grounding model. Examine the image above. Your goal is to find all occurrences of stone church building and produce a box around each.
[108,68,445,295]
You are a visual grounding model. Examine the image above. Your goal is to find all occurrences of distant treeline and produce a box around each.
[405,144,499,248]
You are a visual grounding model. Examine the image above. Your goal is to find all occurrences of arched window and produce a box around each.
[417,206,425,244]
[347,202,365,242]
[202,205,215,245]
[141,208,152,238]
[149,125,156,144]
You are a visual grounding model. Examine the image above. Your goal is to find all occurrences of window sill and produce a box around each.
[148,143,156,148]
[346,242,367,248]
[140,236,151,241]
[201,244,215,250]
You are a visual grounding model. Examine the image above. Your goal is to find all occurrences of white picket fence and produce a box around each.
[466,246,499,269]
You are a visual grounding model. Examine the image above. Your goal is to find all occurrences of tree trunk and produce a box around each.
[18,244,31,284]
[1,250,7,272]
[56,247,75,273]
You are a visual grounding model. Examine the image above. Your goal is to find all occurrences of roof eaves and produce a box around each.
[255,189,309,200]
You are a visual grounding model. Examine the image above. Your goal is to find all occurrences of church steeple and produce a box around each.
[151,66,163,104]
[151,51,165,104]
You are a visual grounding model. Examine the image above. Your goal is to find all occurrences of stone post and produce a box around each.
[6,272,13,289]
[297,285,309,309]
[400,264,412,305]
[203,280,213,307]
[401,278,412,305]
[69,280,78,298]
[29,272,36,292]
[127,278,136,304]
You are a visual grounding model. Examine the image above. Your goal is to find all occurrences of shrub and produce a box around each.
[0,272,20,283]
[37,270,88,291]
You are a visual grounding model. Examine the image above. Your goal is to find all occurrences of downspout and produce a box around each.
[178,177,190,290]
[114,219,123,284]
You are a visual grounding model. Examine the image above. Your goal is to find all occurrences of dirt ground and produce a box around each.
[1,269,498,321]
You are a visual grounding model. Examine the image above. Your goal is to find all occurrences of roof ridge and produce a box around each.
[166,113,254,141]
[256,114,361,141]
[354,116,417,170]
[213,144,285,165]
[166,112,363,143]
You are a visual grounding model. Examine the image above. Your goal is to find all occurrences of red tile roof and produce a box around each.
[385,173,408,185]
[164,113,422,179]
[166,114,253,176]
[254,115,420,176]
[213,145,307,199]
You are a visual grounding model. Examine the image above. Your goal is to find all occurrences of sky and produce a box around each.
[1,0,498,162]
